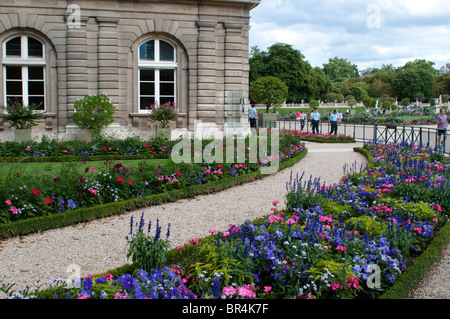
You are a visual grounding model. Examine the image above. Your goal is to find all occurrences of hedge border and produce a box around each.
[0,149,308,239]
[0,154,170,163]
[354,146,450,299]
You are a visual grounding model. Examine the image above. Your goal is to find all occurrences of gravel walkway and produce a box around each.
[0,141,448,298]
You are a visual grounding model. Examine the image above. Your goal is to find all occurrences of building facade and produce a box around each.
[0,0,260,140]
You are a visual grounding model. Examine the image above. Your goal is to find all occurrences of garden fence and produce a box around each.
[260,119,449,155]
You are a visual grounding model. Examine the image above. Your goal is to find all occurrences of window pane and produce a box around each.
[28,67,44,80]
[28,37,43,58]
[160,96,174,105]
[6,37,21,56]
[140,69,155,81]
[6,96,23,106]
[6,66,22,80]
[6,81,22,95]
[160,69,174,82]
[139,40,154,61]
[28,96,45,109]
[140,97,155,110]
[140,82,155,96]
[160,83,174,96]
[28,81,44,95]
[160,41,174,61]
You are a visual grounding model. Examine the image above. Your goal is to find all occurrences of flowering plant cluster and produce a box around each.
[288,130,355,142]
[5,142,448,300]
[147,102,179,128]
[0,135,174,158]
[0,131,306,224]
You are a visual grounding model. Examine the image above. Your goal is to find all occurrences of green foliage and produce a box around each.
[1,101,43,129]
[323,57,359,82]
[346,215,386,236]
[126,215,171,272]
[249,76,288,113]
[72,94,115,136]
[147,101,178,128]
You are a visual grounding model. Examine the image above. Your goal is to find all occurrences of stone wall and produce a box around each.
[0,0,260,141]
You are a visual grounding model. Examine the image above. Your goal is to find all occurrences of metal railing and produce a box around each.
[260,119,449,155]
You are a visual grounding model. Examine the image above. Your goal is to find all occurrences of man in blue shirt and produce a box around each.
[310,108,320,134]
[329,109,338,135]
[248,104,257,128]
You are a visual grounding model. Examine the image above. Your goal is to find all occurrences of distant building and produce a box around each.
[359,68,374,78]
[0,0,260,140]
[439,64,450,74]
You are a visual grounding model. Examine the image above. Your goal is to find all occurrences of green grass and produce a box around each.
[0,158,169,177]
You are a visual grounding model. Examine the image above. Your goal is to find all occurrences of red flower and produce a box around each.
[44,198,52,205]
[32,189,41,196]
[117,177,124,182]
[174,171,181,175]
[128,181,133,185]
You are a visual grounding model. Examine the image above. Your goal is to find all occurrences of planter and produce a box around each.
[14,128,32,143]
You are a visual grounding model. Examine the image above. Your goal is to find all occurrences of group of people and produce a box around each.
[248,105,343,135]
[295,108,343,135]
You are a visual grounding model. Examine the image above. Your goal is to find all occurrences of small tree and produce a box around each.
[249,76,288,113]
[72,94,115,137]
[401,97,410,107]
[147,101,178,128]
[348,99,357,108]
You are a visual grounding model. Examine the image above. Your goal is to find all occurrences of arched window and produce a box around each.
[138,39,177,111]
[2,35,46,110]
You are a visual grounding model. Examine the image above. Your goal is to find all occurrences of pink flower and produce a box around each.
[209,228,218,234]
[330,282,342,291]
[9,206,19,214]
[272,200,279,206]
[336,245,347,252]
[5,200,11,206]
[89,189,98,196]
[263,286,272,292]
[76,294,89,299]
[222,287,237,296]
[222,231,230,237]
[188,238,199,245]
[176,246,185,250]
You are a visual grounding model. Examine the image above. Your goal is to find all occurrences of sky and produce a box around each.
[248,0,450,72]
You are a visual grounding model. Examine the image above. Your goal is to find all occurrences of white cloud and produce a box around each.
[249,0,450,70]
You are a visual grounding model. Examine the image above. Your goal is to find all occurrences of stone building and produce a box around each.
[0,0,260,141]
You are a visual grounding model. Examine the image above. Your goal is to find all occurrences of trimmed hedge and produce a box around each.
[0,154,169,163]
[0,149,308,239]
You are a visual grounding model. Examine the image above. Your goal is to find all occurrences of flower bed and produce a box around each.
[0,136,174,161]
[0,130,307,230]
[287,130,355,143]
[5,142,449,300]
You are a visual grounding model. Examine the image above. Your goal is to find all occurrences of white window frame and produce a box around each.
[138,39,177,112]
[2,35,46,111]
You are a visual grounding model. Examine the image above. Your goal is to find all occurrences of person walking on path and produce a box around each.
[298,111,307,131]
[310,108,320,134]
[248,104,258,128]
[329,109,338,135]
[436,108,448,150]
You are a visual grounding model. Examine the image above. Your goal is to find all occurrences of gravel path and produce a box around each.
[0,141,448,299]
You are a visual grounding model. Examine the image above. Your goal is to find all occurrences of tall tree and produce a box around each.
[323,57,359,82]
[249,43,326,102]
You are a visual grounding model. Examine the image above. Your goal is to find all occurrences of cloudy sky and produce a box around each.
[249,0,450,72]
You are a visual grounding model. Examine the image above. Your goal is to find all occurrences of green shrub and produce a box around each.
[72,94,115,137]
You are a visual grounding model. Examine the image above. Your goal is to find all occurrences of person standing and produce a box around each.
[436,108,448,149]
[310,108,320,134]
[300,111,307,131]
[329,109,338,135]
[249,104,258,128]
